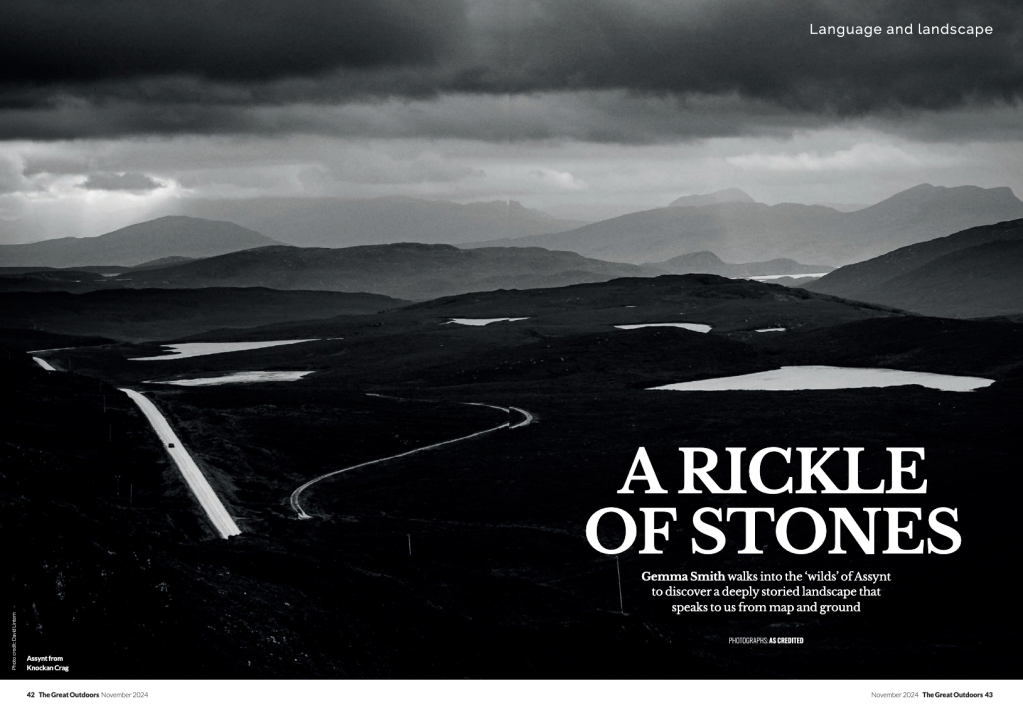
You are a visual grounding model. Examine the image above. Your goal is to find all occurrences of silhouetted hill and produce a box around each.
[0,216,285,268]
[645,251,831,276]
[0,256,205,293]
[0,268,109,293]
[117,243,653,300]
[808,218,1023,295]
[132,256,196,270]
[807,219,1023,317]
[0,329,113,353]
[464,185,1023,266]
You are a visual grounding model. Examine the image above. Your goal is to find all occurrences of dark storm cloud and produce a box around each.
[0,0,464,83]
[0,0,1020,141]
[490,0,1023,112]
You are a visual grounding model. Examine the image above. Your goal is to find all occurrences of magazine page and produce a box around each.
[3,1,1021,720]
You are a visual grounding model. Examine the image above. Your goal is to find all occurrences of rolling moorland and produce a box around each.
[5,271,1023,678]
[0,287,406,341]
[4,184,1021,271]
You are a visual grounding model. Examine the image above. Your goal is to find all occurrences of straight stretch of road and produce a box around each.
[119,388,241,539]
[290,402,534,520]
[32,357,57,371]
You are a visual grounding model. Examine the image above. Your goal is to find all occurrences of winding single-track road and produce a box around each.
[120,388,241,539]
[290,401,534,520]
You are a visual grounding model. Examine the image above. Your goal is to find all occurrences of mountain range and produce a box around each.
[3,185,1021,273]
[165,196,583,247]
[5,183,1022,271]
[464,184,1023,267]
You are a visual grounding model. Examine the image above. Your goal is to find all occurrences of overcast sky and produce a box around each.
[1,0,1021,240]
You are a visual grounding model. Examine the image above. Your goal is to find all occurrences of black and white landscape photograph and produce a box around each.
[4,0,1023,686]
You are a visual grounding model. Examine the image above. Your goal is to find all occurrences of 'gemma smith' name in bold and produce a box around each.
[585,447,960,556]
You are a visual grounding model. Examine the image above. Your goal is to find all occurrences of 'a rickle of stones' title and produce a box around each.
[585,447,960,556]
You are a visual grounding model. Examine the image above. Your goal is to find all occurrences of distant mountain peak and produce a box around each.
[0,215,284,268]
[668,188,756,208]
[663,250,724,264]
[111,214,282,235]
[877,183,1022,205]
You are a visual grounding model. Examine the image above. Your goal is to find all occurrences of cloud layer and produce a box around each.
[0,0,1020,141]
